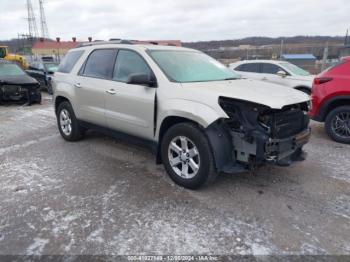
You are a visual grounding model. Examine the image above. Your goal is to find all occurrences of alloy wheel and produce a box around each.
[60,109,72,136]
[168,136,200,179]
[331,112,350,139]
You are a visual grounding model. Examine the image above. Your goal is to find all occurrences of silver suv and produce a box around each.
[53,41,311,189]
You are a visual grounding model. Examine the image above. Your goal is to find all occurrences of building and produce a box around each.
[281,54,316,72]
[32,40,81,57]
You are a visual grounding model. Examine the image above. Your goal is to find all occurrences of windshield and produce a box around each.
[280,62,310,76]
[0,63,26,77]
[148,50,239,83]
[44,63,59,72]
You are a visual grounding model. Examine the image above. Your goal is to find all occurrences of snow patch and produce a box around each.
[26,238,49,255]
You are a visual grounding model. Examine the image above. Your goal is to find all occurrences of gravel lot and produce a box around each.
[0,95,349,256]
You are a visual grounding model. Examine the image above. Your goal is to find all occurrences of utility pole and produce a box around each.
[279,39,284,60]
[345,29,349,46]
[321,42,329,72]
[26,0,39,40]
[39,0,50,39]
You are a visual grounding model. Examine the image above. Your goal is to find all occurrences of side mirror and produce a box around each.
[48,71,54,75]
[126,73,157,87]
[277,70,287,77]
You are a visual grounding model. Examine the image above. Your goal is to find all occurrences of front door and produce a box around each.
[105,49,156,140]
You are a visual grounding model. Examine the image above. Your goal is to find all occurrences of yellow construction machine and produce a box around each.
[0,46,29,69]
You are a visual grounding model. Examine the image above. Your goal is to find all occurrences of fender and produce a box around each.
[53,81,78,115]
[156,98,227,140]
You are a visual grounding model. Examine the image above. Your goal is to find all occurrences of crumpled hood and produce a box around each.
[181,79,310,109]
[0,75,39,86]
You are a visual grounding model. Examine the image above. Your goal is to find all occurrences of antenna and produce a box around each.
[26,0,39,39]
[39,0,49,39]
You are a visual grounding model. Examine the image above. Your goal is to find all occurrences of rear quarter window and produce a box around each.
[57,50,84,73]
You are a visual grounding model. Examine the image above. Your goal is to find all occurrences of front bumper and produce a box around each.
[265,128,311,163]
[0,85,41,103]
[229,128,311,171]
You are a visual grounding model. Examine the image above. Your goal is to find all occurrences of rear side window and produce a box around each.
[236,63,260,73]
[57,50,84,73]
[113,50,151,82]
[82,49,117,79]
[261,63,282,74]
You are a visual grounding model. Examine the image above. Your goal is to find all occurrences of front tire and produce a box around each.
[57,101,84,141]
[325,106,350,144]
[161,122,217,189]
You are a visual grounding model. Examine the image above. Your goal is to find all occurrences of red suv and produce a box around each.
[310,56,350,144]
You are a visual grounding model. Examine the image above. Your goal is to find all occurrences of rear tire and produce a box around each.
[161,122,218,189]
[57,101,84,142]
[325,106,350,144]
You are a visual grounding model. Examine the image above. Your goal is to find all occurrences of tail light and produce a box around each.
[313,77,333,85]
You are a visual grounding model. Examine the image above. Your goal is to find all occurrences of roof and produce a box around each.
[229,59,287,66]
[32,41,81,49]
[74,43,193,52]
[281,54,316,60]
[132,40,182,47]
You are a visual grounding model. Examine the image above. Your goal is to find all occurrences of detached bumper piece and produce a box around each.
[265,128,311,166]
[0,84,41,105]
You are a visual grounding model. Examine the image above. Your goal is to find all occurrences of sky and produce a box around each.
[0,0,349,42]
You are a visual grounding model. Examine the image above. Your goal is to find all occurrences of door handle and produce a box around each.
[106,89,117,95]
[262,77,268,81]
[74,83,82,88]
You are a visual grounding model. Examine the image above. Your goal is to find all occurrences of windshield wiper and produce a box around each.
[224,77,239,80]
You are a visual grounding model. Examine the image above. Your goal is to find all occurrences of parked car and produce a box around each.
[53,41,311,189]
[229,60,314,94]
[0,59,41,105]
[26,61,59,94]
[310,56,350,144]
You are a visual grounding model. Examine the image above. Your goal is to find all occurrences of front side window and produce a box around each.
[113,50,151,82]
[261,63,282,74]
[0,63,26,77]
[58,50,84,73]
[148,50,239,83]
[238,63,260,73]
[82,49,117,79]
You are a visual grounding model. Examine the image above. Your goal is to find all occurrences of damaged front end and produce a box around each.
[206,97,311,173]
[0,83,41,105]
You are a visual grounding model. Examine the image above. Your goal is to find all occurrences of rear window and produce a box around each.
[57,50,84,73]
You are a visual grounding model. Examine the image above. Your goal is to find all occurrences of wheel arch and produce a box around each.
[319,96,350,121]
[55,96,71,115]
[156,116,202,164]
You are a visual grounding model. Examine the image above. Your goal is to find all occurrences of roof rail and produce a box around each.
[76,39,134,48]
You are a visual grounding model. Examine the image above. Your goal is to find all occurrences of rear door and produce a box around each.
[104,49,156,140]
[74,49,118,127]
